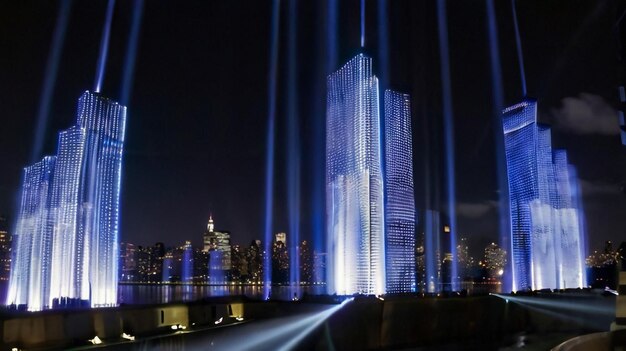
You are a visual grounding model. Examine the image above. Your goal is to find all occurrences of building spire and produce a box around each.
[207,214,214,232]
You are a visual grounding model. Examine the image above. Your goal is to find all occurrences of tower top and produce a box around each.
[207,215,214,232]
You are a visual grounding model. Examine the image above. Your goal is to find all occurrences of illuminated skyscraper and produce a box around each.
[502,98,585,291]
[384,90,415,293]
[7,157,56,311]
[7,91,126,310]
[203,217,231,272]
[326,54,385,295]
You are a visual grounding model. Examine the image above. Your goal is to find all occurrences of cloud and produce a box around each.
[456,201,496,218]
[579,179,623,197]
[550,93,620,135]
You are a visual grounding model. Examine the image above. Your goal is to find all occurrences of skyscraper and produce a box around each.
[326,54,385,295]
[0,216,11,282]
[202,217,231,273]
[7,157,56,311]
[502,98,585,291]
[384,90,415,293]
[7,91,126,310]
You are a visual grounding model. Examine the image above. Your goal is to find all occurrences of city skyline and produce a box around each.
[1,1,624,261]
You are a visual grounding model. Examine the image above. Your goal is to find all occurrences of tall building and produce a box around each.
[502,98,585,291]
[7,157,56,311]
[203,215,215,251]
[119,242,137,282]
[271,239,289,284]
[299,240,313,284]
[246,240,264,284]
[384,90,415,293]
[422,210,442,293]
[326,54,385,295]
[7,91,126,310]
[0,216,11,282]
[202,217,231,272]
[275,232,286,245]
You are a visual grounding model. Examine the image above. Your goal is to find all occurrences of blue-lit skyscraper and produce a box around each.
[384,90,415,293]
[7,157,56,311]
[326,54,385,295]
[502,98,585,291]
[7,91,126,310]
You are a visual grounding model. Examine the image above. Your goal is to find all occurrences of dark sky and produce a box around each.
[0,0,624,258]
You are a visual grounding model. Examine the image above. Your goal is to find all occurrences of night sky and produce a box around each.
[1,0,624,258]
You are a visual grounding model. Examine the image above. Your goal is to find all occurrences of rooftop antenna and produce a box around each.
[511,0,527,97]
[94,0,116,93]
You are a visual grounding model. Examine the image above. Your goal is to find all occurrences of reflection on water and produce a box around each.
[117,284,325,305]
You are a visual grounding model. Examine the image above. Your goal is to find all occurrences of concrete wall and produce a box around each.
[0,302,238,350]
[0,295,616,350]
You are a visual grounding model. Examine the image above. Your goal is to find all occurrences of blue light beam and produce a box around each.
[486,0,512,293]
[360,0,365,47]
[287,0,301,300]
[119,0,144,106]
[94,0,116,93]
[436,0,459,291]
[511,0,527,96]
[263,0,281,299]
[31,0,72,164]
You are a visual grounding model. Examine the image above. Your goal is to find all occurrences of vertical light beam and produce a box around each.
[263,0,281,299]
[31,0,72,164]
[511,0,527,96]
[436,0,459,291]
[486,0,512,293]
[360,0,366,47]
[377,0,389,89]
[119,0,144,106]
[94,0,116,93]
[327,0,338,73]
[287,0,301,299]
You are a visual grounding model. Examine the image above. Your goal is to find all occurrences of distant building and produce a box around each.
[586,241,620,289]
[0,216,11,282]
[483,242,507,278]
[246,240,263,284]
[202,217,231,272]
[275,232,286,245]
[230,244,246,283]
[119,243,137,282]
[421,210,443,293]
[203,216,215,252]
[456,237,474,279]
[299,240,313,284]
[193,248,209,283]
[313,251,326,284]
[271,240,289,284]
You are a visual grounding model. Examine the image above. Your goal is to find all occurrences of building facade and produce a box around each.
[7,157,56,311]
[502,98,585,291]
[384,90,415,293]
[326,54,385,295]
[0,216,11,282]
[7,91,126,310]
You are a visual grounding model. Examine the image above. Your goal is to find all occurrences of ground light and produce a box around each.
[88,336,102,345]
[491,292,615,330]
[193,298,354,351]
